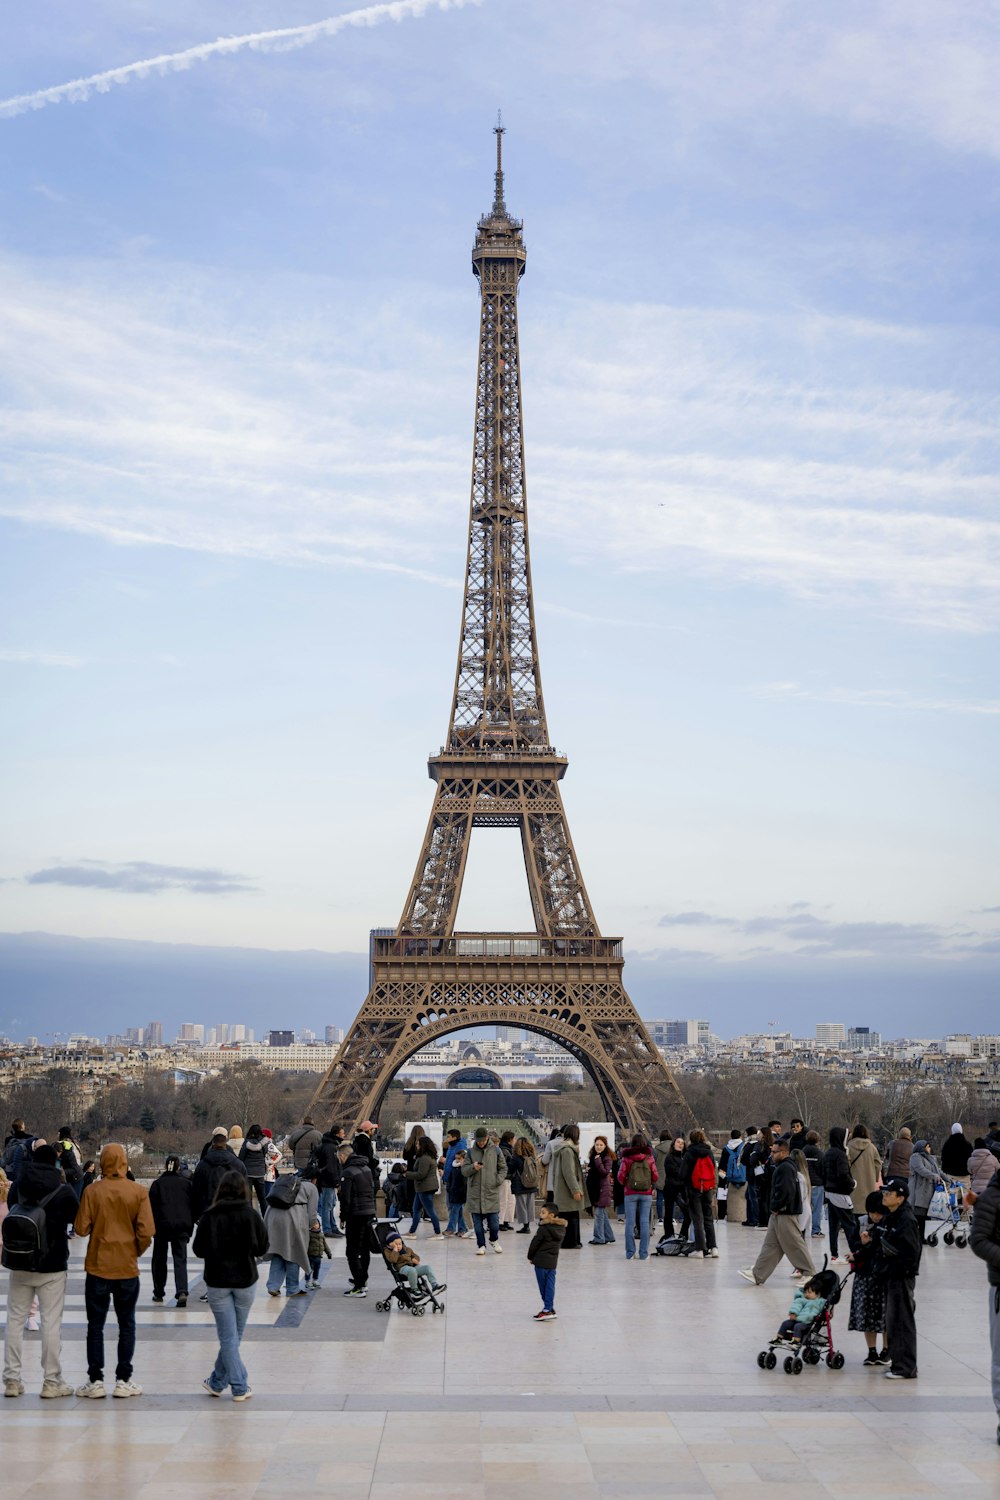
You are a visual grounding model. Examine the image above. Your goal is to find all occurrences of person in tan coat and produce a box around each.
[74,1144,155,1399]
[847,1125,882,1214]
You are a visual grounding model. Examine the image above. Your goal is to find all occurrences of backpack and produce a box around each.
[304,1145,322,1179]
[626,1156,653,1193]
[691,1153,717,1192]
[57,1140,82,1186]
[1,1136,37,1185]
[266,1178,302,1211]
[1,1188,60,1271]
[519,1155,539,1191]
[726,1142,746,1187]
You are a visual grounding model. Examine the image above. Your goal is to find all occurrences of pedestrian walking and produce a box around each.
[338,1141,377,1296]
[462,1126,507,1255]
[238,1125,272,1214]
[739,1134,814,1285]
[74,1144,155,1399]
[147,1155,193,1307]
[192,1169,268,1401]
[2,1144,78,1398]
[405,1135,442,1236]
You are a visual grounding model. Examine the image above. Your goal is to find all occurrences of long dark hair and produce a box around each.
[629,1132,650,1154]
[417,1135,438,1159]
[212,1170,250,1206]
[404,1125,425,1154]
[163,1155,182,1175]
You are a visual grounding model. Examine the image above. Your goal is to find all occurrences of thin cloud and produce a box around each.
[752,681,1000,716]
[0,649,84,667]
[26,860,256,895]
[0,0,486,120]
[654,907,998,962]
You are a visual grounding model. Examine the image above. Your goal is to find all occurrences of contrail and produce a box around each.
[0,0,483,120]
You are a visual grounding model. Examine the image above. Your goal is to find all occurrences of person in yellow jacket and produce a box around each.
[73,1144,155,1399]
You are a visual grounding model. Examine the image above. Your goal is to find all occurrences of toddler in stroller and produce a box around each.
[757,1266,847,1374]
[372,1221,447,1316]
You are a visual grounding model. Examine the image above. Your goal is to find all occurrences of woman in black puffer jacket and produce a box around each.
[192,1171,269,1400]
[822,1126,861,1260]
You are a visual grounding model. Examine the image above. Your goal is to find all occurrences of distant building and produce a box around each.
[815,1023,846,1047]
[847,1026,880,1050]
[645,1019,709,1048]
[145,1020,163,1048]
[177,1023,205,1044]
[269,1030,294,1048]
[325,1025,345,1045]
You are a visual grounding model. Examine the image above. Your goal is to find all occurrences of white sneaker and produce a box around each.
[40,1380,74,1399]
[491,1241,503,1254]
[112,1380,142,1398]
[738,1268,758,1284]
[232,1388,253,1401]
[75,1380,106,1399]
[708,1248,719,1259]
[476,1246,486,1256]
[4,1380,24,1398]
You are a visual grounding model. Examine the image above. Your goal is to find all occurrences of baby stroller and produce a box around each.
[924,1182,967,1248]
[370,1219,446,1317]
[756,1264,849,1376]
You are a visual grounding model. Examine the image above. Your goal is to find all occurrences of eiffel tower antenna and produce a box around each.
[310,130,693,1133]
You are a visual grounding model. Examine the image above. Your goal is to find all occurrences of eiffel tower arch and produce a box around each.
[311,128,692,1135]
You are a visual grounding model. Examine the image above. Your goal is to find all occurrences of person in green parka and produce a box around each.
[549,1123,585,1249]
[461,1127,507,1255]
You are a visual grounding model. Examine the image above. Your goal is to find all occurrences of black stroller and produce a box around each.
[756,1264,849,1375]
[370,1219,446,1317]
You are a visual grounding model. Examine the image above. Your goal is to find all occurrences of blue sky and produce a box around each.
[1,0,998,1042]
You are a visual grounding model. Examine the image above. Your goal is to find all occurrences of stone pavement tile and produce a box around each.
[483,1487,600,1500]
[370,1487,485,1500]
[374,1459,484,1483]
[256,1489,373,1500]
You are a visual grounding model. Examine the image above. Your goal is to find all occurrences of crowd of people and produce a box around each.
[2,1111,1000,1439]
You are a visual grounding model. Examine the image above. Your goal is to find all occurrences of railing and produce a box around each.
[432,745,563,759]
[373,933,623,960]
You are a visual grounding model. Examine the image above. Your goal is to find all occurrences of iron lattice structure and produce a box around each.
[311,130,692,1133]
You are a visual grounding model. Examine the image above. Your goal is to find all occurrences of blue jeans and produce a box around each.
[319,1186,341,1235]
[624,1196,652,1258]
[472,1211,499,1248]
[409,1191,441,1235]
[811,1186,825,1234]
[534,1265,556,1312]
[205,1284,254,1396]
[446,1201,468,1234]
[266,1256,302,1294]
[592,1206,615,1243]
[84,1274,139,1383]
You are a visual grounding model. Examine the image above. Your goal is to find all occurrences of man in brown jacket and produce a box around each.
[74,1143,155,1399]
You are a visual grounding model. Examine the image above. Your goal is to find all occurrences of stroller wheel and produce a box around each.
[927,1235,938,1247]
[805,1347,821,1365]
[943,1230,954,1245]
[411,1307,421,1317]
[830,1351,845,1370]
[792,1358,803,1375]
[757,1351,767,1368]
[783,1356,795,1374]
[955,1235,966,1248]
[765,1351,777,1369]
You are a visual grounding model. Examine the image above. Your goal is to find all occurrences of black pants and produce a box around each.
[885,1277,917,1377]
[561,1210,581,1248]
[345,1215,372,1289]
[688,1189,716,1253]
[745,1181,760,1227]
[249,1179,269,1214]
[827,1202,862,1257]
[661,1187,684,1234]
[151,1234,189,1298]
[85,1274,139,1383]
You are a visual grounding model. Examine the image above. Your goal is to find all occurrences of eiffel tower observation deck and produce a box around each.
[311,129,690,1132]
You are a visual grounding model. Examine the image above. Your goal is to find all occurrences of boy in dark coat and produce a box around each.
[527,1205,566,1322]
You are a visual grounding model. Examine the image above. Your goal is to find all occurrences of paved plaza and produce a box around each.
[2,1218,998,1499]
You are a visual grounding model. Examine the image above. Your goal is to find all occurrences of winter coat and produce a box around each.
[192,1199,268,1287]
[239,1134,270,1181]
[822,1131,855,1200]
[586,1150,614,1209]
[969,1148,999,1196]
[617,1148,659,1197]
[846,1137,881,1214]
[383,1238,422,1270]
[908,1149,943,1211]
[406,1153,439,1196]
[287,1124,322,1172]
[681,1141,715,1192]
[769,1157,803,1217]
[6,1161,79,1273]
[653,1138,673,1186]
[191,1145,248,1220]
[883,1136,913,1179]
[549,1138,585,1213]
[719,1138,744,1180]
[352,1131,381,1191]
[339,1153,377,1219]
[969,1176,1000,1287]
[264,1177,317,1275]
[445,1165,467,1205]
[317,1133,343,1190]
[527,1215,566,1269]
[74,1144,155,1279]
[148,1171,194,1239]
[940,1132,973,1177]
[879,1200,921,1280]
[662,1149,687,1192]
[461,1141,507,1214]
[788,1287,824,1325]
[803,1143,825,1188]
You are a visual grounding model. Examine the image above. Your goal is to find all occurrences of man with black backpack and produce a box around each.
[2,1143,79,1398]
[1,1119,38,1187]
[288,1116,323,1175]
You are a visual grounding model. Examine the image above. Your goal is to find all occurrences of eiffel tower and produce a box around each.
[311,127,691,1133]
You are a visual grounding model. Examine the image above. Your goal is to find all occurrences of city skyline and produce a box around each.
[1,2,998,1035]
